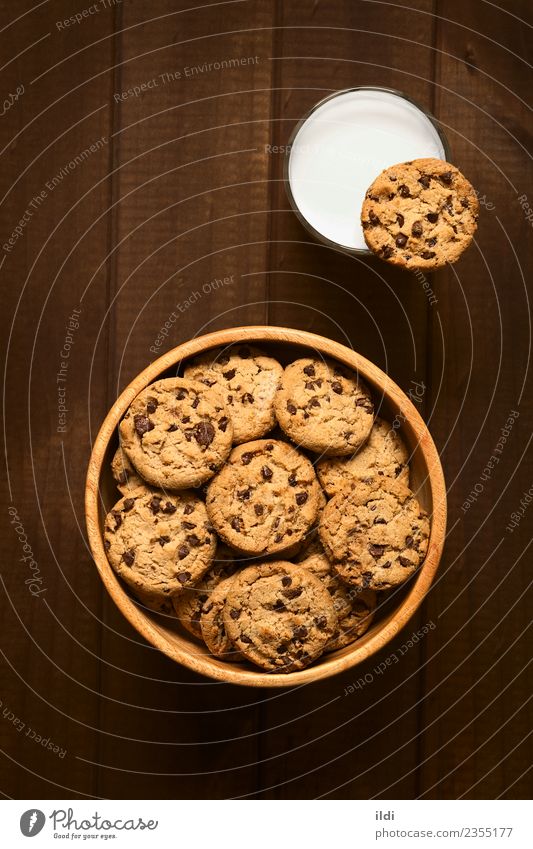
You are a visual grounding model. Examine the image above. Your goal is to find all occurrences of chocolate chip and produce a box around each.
[122,549,135,566]
[241,634,253,644]
[398,184,410,197]
[381,561,391,569]
[176,389,187,400]
[369,544,385,558]
[281,576,292,587]
[177,571,191,583]
[395,233,408,248]
[167,423,178,432]
[201,378,217,387]
[182,521,196,529]
[134,415,153,437]
[396,213,404,227]
[184,504,194,515]
[223,369,236,380]
[218,416,229,432]
[288,473,297,487]
[331,381,343,394]
[374,517,386,525]
[287,402,297,415]
[178,545,189,560]
[411,221,423,237]
[229,608,241,620]
[265,443,274,451]
[426,212,439,223]
[123,498,134,512]
[181,416,190,424]
[262,465,273,481]
[149,496,161,514]
[241,392,254,404]
[399,556,412,567]
[158,535,170,546]
[303,364,315,377]
[305,381,316,391]
[104,539,111,550]
[310,398,321,408]
[194,421,215,446]
[381,245,394,259]
[186,534,201,547]
[440,171,453,184]
[112,510,122,530]
[274,533,284,543]
[118,470,128,485]
[191,397,200,409]
[293,625,308,640]
[218,354,230,365]
[283,587,303,599]
[421,250,436,259]
[405,535,414,547]
[254,503,264,516]
[314,615,328,630]
[418,174,431,188]
[231,517,243,532]
[369,210,381,226]
[241,452,253,465]
[461,198,469,208]
[146,397,158,414]
[426,237,437,247]
[295,492,308,506]
[273,599,286,611]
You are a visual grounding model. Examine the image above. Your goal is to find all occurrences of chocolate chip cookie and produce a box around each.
[200,577,242,661]
[184,344,283,444]
[206,439,320,556]
[319,479,430,590]
[274,358,374,456]
[172,543,238,638]
[223,562,337,672]
[317,417,409,497]
[119,377,233,490]
[104,486,216,596]
[361,158,479,270]
[301,552,376,651]
[111,446,146,494]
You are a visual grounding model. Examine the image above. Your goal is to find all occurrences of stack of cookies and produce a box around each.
[104,345,430,674]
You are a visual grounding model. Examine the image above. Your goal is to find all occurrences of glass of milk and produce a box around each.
[285,87,451,254]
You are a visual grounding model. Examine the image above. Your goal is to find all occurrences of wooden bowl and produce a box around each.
[86,327,446,687]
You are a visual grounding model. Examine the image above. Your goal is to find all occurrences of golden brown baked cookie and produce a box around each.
[184,344,283,444]
[111,446,146,494]
[172,543,239,638]
[319,479,430,590]
[361,158,479,270]
[206,439,320,556]
[103,486,216,597]
[200,577,243,661]
[223,562,337,672]
[301,552,376,651]
[274,358,374,456]
[317,417,409,497]
[119,377,233,490]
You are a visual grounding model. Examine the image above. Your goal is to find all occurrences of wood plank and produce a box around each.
[0,0,118,797]
[420,0,533,800]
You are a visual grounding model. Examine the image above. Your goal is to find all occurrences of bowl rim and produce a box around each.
[85,326,447,687]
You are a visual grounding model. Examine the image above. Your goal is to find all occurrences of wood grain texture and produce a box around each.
[1,0,532,800]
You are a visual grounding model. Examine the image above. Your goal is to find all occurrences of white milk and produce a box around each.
[287,89,447,251]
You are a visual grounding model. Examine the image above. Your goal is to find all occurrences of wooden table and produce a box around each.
[1,0,531,799]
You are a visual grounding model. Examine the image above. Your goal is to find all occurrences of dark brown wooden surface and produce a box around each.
[1,0,531,799]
